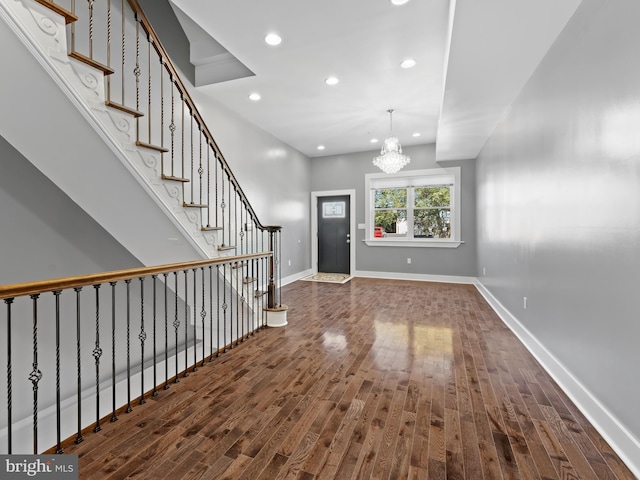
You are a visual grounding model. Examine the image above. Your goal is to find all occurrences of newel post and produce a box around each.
[265,226,288,327]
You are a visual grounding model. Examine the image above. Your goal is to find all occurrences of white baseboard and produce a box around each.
[282,268,313,286]
[475,281,640,479]
[354,270,476,284]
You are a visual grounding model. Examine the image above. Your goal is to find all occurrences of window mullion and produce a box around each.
[407,187,414,239]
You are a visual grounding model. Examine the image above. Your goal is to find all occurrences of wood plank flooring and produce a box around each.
[62,278,635,479]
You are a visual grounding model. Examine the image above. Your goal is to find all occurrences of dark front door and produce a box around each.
[317,195,350,274]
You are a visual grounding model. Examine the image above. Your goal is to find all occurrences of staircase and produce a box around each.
[0,0,287,454]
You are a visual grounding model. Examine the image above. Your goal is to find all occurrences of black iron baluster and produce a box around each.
[227,174,232,247]
[173,272,180,384]
[88,0,95,59]
[93,285,102,433]
[201,267,206,367]
[120,0,125,106]
[190,113,194,204]
[125,279,132,413]
[163,273,169,390]
[5,298,13,454]
[216,264,221,357]
[183,270,189,377]
[192,268,197,372]
[222,263,227,353]
[215,154,219,227]
[53,290,63,453]
[29,294,43,454]
[208,265,214,361]
[134,13,141,142]
[241,260,246,342]
[147,32,152,145]
[229,263,234,350]
[152,275,158,397]
[169,77,175,178]
[206,144,211,228]
[139,277,146,405]
[110,282,118,423]
[74,287,83,444]
[181,94,185,197]
[220,169,226,247]
[160,57,165,176]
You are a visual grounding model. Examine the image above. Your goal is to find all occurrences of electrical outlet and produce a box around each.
[407,258,412,264]
[288,260,291,266]
[523,297,528,309]
[483,267,486,276]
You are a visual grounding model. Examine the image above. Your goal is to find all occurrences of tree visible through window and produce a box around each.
[413,186,451,238]
[373,185,451,239]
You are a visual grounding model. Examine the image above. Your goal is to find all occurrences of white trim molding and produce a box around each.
[355,270,476,284]
[475,281,640,479]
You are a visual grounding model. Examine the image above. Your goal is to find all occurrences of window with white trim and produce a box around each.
[364,168,462,248]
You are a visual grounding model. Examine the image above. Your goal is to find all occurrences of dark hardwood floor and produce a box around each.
[63,278,635,479]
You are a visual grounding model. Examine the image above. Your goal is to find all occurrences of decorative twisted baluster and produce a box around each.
[138,277,146,404]
[29,294,43,454]
[74,287,84,444]
[92,285,103,433]
[125,279,132,412]
[110,282,118,422]
[53,290,64,453]
[173,272,179,384]
[5,298,14,454]
[152,275,158,397]
[201,267,206,367]
[163,273,170,390]
[183,270,189,377]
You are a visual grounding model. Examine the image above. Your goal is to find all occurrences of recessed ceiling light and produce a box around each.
[248,93,261,101]
[412,132,421,137]
[317,145,326,150]
[370,138,379,144]
[400,59,416,69]
[264,33,282,46]
[325,76,339,86]
[391,0,410,5]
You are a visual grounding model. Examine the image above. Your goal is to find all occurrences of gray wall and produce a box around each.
[476,0,640,443]
[0,135,143,283]
[136,0,312,279]
[311,144,477,276]
[137,0,195,85]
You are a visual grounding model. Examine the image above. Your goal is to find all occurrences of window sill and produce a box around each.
[363,239,464,248]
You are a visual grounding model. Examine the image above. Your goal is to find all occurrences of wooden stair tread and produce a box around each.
[254,290,267,298]
[136,141,169,153]
[162,175,189,183]
[218,246,236,251]
[106,101,144,118]
[68,51,114,75]
[201,226,222,231]
[243,277,257,284]
[34,0,77,24]
[183,203,208,208]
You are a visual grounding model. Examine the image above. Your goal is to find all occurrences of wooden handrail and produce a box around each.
[0,252,271,300]
[127,0,271,232]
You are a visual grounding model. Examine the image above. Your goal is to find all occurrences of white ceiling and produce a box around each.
[168,0,583,161]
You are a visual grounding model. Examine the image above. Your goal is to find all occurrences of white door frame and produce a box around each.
[311,189,356,275]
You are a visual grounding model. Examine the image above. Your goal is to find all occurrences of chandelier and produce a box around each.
[373,109,410,174]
